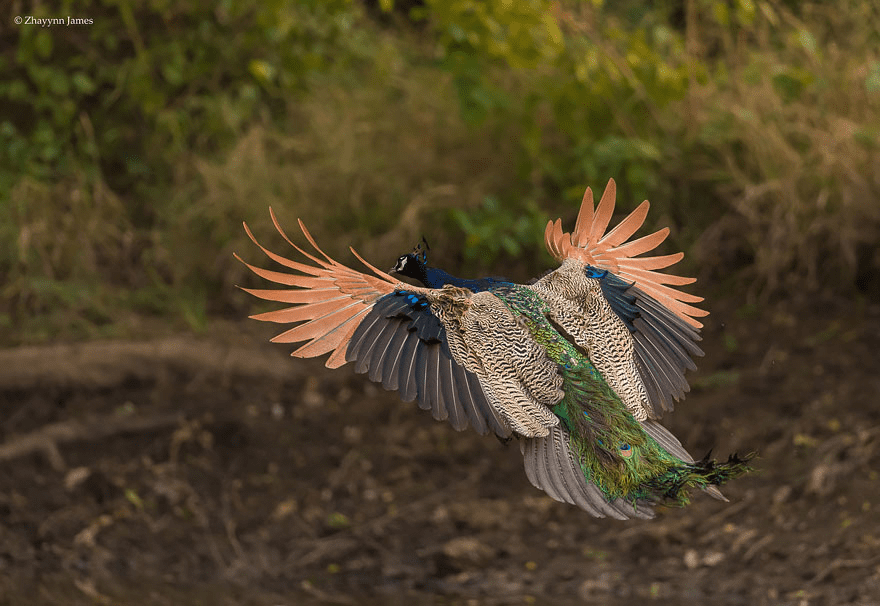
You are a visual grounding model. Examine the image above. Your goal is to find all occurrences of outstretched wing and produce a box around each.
[544,178,706,329]
[237,210,508,437]
[536,179,705,418]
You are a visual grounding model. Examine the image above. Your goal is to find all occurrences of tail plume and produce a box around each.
[650,452,756,506]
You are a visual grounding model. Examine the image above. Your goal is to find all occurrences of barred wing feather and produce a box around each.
[236,210,509,438]
[541,179,707,417]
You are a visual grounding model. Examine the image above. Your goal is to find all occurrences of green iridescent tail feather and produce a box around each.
[552,366,685,502]
[496,286,754,512]
[553,366,755,509]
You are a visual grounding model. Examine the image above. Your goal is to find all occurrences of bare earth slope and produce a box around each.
[1,300,878,606]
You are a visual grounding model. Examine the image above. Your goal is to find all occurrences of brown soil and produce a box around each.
[1,300,879,606]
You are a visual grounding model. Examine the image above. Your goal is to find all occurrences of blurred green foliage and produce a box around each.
[3,0,359,190]
[2,0,879,343]
[452,196,548,263]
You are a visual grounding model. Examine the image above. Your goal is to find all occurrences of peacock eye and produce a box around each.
[619,443,633,458]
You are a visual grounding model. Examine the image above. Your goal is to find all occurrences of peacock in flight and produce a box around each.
[237,179,751,519]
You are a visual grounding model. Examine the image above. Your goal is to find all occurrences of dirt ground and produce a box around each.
[1,296,879,606]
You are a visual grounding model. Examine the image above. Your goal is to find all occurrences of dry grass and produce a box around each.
[2,49,526,342]
[683,1,880,295]
[3,174,140,339]
[184,64,524,295]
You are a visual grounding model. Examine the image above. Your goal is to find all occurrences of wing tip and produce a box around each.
[543,180,707,328]
[241,211,400,364]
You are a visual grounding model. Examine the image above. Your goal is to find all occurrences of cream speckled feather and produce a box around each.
[537,179,706,418]
[237,211,561,440]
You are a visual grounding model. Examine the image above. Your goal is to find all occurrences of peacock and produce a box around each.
[237,179,751,519]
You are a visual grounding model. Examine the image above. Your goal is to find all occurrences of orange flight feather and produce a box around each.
[237,213,398,369]
[544,179,707,329]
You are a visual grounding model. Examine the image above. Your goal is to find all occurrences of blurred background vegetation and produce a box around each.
[2,0,879,344]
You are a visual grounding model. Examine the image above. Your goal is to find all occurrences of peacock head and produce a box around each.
[391,237,430,279]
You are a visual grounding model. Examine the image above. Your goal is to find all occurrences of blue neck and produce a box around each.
[421,266,506,292]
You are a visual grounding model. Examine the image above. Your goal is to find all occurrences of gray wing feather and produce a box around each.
[366,321,402,382]
[439,354,468,431]
[395,330,420,402]
[349,313,388,372]
[461,365,510,438]
[450,360,487,435]
[421,342,442,419]
[554,439,604,517]
[637,317,696,371]
[640,419,728,502]
[640,419,694,463]
[346,294,507,437]
[633,330,682,409]
[629,287,704,413]
[540,433,570,503]
[635,293,704,357]
[374,322,410,387]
